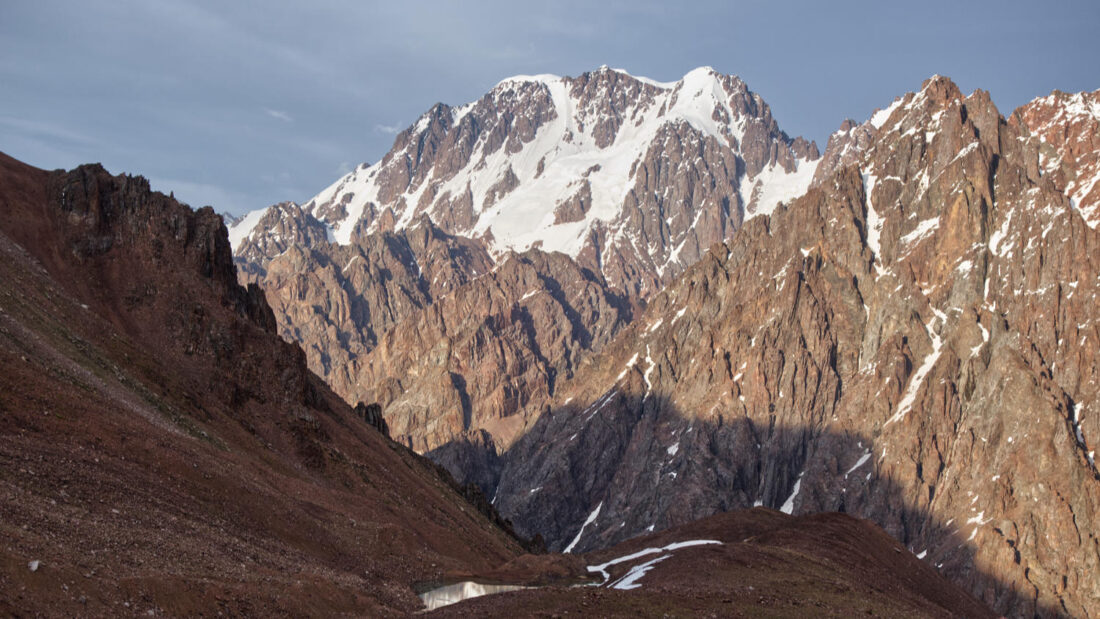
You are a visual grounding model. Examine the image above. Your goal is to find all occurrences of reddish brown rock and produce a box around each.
[491,77,1100,617]
[0,153,524,615]
[1013,88,1100,227]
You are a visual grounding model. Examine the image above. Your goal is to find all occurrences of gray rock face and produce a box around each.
[489,77,1100,617]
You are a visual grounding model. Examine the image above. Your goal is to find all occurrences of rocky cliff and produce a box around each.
[222,70,1100,616]
[0,150,1002,617]
[487,77,1100,617]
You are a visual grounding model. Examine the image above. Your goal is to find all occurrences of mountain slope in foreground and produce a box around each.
[0,152,524,615]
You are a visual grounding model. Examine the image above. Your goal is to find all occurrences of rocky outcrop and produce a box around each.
[812,117,876,186]
[353,402,389,436]
[485,77,1100,617]
[351,249,634,474]
[237,214,493,395]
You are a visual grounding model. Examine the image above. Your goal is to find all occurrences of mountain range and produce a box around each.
[3,63,1098,616]
[0,151,992,616]
[227,67,1100,616]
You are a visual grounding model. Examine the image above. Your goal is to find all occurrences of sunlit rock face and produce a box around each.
[491,77,1100,617]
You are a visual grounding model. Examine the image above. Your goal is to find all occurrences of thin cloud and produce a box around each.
[264,108,293,122]
[374,123,403,135]
[0,116,95,145]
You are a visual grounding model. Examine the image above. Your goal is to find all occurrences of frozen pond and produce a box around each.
[418,581,530,611]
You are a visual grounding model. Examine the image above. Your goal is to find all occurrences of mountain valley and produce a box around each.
[3,61,1098,616]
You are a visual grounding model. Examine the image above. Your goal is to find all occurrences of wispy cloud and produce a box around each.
[373,123,403,135]
[264,108,293,122]
[0,116,95,145]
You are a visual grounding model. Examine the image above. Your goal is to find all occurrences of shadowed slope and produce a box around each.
[0,153,524,615]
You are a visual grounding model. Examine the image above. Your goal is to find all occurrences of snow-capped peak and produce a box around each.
[242,66,819,296]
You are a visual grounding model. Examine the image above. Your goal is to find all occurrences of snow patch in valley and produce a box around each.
[419,582,530,611]
[586,539,723,586]
[610,555,670,590]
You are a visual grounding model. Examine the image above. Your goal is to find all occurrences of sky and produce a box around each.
[2,0,1098,217]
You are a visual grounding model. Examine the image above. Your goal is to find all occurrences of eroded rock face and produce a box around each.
[236,215,493,397]
[225,67,820,488]
[222,72,1099,616]
[351,249,634,459]
[488,77,1100,617]
[230,204,631,479]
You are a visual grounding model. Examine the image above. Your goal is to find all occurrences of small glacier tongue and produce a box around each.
[418,581,530,611]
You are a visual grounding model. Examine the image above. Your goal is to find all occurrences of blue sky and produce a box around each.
[2,0,1098,216]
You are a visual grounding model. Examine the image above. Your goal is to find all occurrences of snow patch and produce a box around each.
[741,157,819,219]
[885,308,947,426]
[862,173,885,276]
[419,582,530,611]
[845,451,872,478]
[610,555,670,590]
[900,216,941,246]
[870,98,904,130]
[563,502,603,553]
[227,206,271,251]
[586,539,723,585]
[780,471,804,514]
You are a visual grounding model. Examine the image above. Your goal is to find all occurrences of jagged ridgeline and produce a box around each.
[230,67,1100,617]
